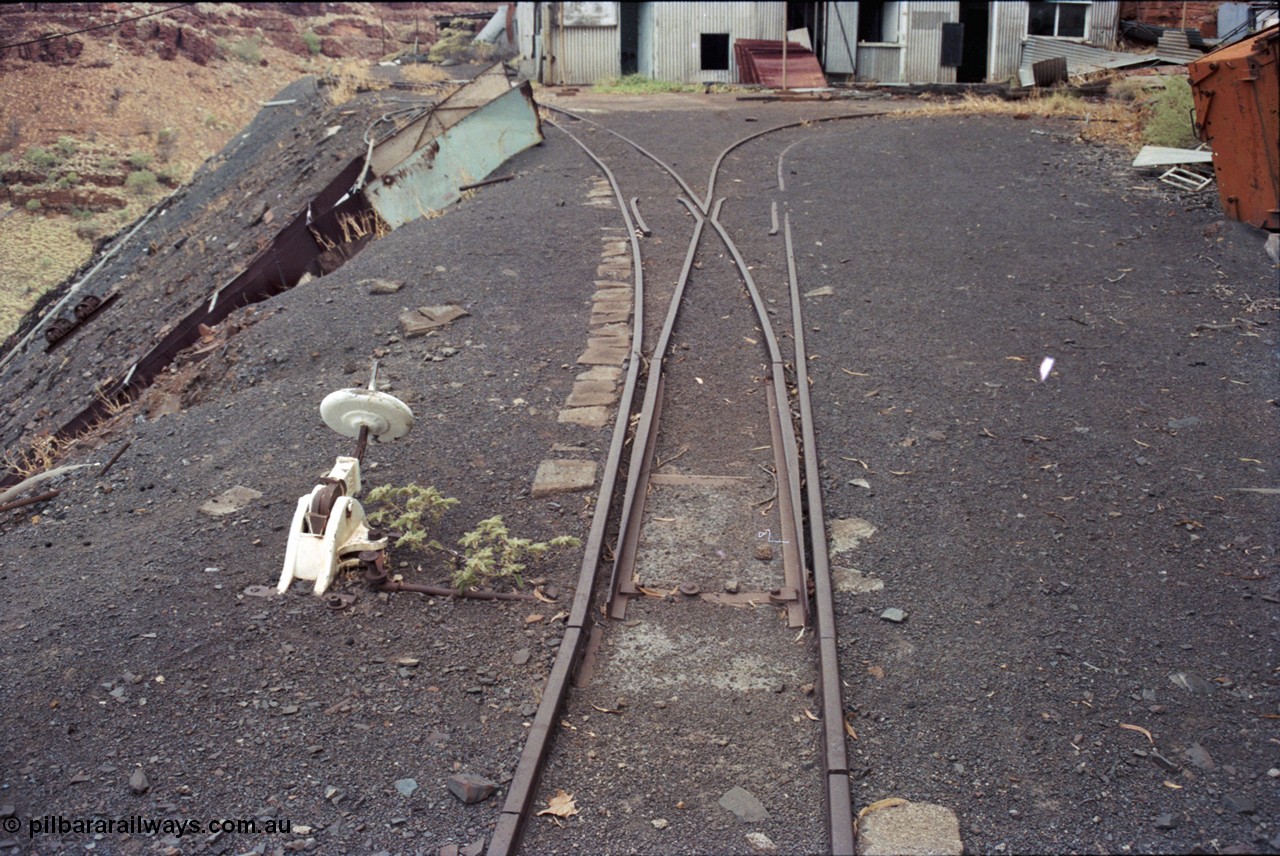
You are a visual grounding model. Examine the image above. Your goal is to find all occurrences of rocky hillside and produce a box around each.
[0,2,499,336]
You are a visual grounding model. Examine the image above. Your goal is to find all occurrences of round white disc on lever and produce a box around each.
[320,388,414,442]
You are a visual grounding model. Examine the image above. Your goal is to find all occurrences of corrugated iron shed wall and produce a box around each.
[552,18,620,84]
[903,1,958,84]
[1089,0,1120,46]
[990,1,1029,82]
[650,2,785,83]
[824,1,859,75]
[857,44,903,82]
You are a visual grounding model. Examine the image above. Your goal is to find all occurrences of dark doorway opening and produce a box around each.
[701,33,729,71]
[620,1,639,74]
[957,1,989,82]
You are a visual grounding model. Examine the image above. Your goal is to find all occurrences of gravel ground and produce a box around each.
[0,86,1275,856]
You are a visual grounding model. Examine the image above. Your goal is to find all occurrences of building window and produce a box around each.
[858,1,900,43]
[1028,1,1089,38]
[701,33,729,71]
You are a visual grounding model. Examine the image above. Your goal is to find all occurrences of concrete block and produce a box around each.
[566,379,618,407]
[857,800,962,856]
[532,459,597,498]
[558,406,610,428]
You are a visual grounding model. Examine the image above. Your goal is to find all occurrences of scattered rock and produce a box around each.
[0,804,13,818]
[1154,813,1179,830]
[511,648,531,666]
[363,278,405,295]
[1147,750,1181,773]
[880,607,907,623]
[719,786,769,822]
[724,579,740,594]
[128,768,149,795]
[1222,793,1255,815]
[755,543,773,561]
[199,485,262,517]
[1168,671,1215,694]
[651,818,668,829]
[1166,416,1201,430]
[447,772,498,805]
[399,305,468,337]
[393,778,418,798]
[1184,742,1215,771]
[745,831,778,853]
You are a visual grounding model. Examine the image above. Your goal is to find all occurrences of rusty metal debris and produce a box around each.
[0,489,59,515]
[43,292,119,351]
[1189,25,1280,231]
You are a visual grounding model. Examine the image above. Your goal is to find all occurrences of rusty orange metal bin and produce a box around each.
[1188,25,1279,232]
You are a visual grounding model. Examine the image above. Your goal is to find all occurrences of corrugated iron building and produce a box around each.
[516,2,1120,86]
[518,1,786,85]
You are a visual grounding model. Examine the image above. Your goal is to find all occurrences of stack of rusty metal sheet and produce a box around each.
[734,39,828,88]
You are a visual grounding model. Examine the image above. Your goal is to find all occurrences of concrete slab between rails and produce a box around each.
[578,365,622,383]
[594,280,632,291]
[590,309,631,326]
[558,406,610,428]
[589,323,630,343]
[531,459,598,498]
[856,800,962,856]
[591,300,632,316]
[601,241,628,257]
[565,379,618,407]
[596,262,631,279]
[577,341,629,366]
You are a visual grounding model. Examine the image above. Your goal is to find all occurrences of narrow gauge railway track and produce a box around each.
[489,108,878,856]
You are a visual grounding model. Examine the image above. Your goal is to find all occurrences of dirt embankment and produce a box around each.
[0,2,497,336]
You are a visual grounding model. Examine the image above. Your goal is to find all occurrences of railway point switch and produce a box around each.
[277,361,413,595]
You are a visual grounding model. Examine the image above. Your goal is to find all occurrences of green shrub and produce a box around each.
[364,484,581,592]
[594,74,700,94]
[54,171,81,188]
[223,35,263,65]
[24,147,59,169]
[25,198,41,211]
[96,156,117,171]
[125,169,158,195]
[301,30,322,55]
[156,127,178,163]
[56,136,78,157]
[453,516,580,592]
[1143,77,1198,148]
[127,151,153,169]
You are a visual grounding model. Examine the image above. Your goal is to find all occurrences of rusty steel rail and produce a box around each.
[491,113,865,856]
[486,119,648,856]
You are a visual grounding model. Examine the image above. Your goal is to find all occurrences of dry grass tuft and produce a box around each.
[325,60,390,105]
[399,63,449,87]
[906,88,1145,151]
[2,432,71,479]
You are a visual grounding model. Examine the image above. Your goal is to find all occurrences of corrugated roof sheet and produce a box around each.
[1154,29,1206,63]
[1018,35,1189,85]
[735,39,827,88]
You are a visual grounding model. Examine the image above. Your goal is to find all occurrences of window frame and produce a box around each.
[1027,1,1091,39]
